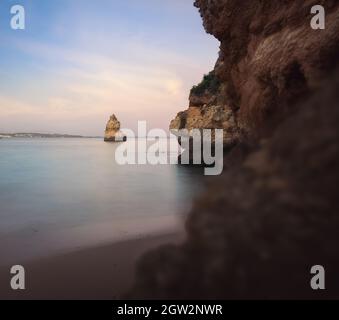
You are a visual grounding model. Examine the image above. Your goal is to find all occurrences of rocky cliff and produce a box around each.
[131,68,339,299]
[130,1,339,299]
[104,114,126,142]
[170,0,339,148]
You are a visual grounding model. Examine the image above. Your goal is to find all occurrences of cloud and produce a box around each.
[0,1,219,135]
[0,95,37,115]
[3,37,193,112]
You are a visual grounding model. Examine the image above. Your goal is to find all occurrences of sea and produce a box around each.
[0,138,206,265]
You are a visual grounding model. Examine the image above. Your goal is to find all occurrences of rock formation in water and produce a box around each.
[130,1,339,299]
[104,114,127,142]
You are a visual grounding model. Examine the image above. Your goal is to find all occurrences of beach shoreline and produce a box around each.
[0,231,183,300]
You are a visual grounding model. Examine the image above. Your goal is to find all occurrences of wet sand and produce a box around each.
[0,232,182,300]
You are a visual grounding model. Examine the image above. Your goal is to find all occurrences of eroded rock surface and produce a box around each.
[130,1,339,299]
[170,0,339,146]
[104,114,126,142]
[131,66,339,300]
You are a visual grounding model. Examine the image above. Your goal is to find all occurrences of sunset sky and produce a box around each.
[0,0,218,136]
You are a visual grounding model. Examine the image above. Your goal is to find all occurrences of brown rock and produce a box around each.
[130,66,339,300]
[170,105,239,147]
[104,114,127,142]
[130,1,339,299]
[171,0,339,147]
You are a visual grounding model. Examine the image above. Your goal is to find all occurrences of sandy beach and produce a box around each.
[0,231,183,300]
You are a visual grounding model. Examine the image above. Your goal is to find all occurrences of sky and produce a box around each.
[0,0,219,136]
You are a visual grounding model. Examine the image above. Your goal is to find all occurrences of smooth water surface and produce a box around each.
[0,138,205,265]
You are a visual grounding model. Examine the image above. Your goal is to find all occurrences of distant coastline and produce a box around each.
[0,133,102,139]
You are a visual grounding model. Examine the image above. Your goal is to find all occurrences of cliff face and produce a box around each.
[170,0,339,147]
[131,68,339,299]
[104,114,126,142]
[130,1,339,299]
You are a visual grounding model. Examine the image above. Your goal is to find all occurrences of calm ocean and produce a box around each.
[0,138,205,265]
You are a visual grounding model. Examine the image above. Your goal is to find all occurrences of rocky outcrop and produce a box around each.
[170,71,240,147]
[104,114,126,142]
[170,105,239,147]
[130,1,339,299]
[170,0,339,148]
[131,66,339,300]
